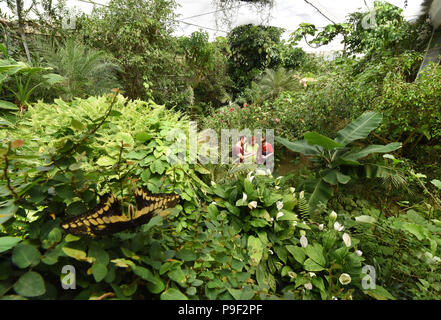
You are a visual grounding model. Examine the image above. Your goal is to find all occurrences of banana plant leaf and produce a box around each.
[341,142,402,161]
[304,132,342,150]
[275,136,321,156]
[335,112,383,147]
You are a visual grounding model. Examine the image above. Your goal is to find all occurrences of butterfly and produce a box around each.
[61,188,180,237]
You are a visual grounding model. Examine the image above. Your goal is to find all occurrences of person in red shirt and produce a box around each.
[260,136,274,167]
[232,136,246,164]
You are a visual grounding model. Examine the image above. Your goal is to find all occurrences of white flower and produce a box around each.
[211,181,216,186]
[276,211,284,219]
[248,201,258,209]
[270,217,274,222]
[276,201,284,211]
[309,272,316,277]
[268,249,273,255]
[211,201,217,205]
[334,222,344,232]
[304,283,313,290]
[288,271,297,279]
[318,224,324,231]
[247,171,254,182]
[299,191,305,199]
[355,250,363,256]
[342,233,351,247]
[330,211,337,221]
[275,186,280,190]
[255,168,267,176]
[332,296,338,300]
[290,187,296,193]
[339,273,351,285]
[300,235,308,248]
[242,192,248,202]
[292,221,298,227]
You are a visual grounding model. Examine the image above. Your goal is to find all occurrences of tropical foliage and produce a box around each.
[1,0,441,301]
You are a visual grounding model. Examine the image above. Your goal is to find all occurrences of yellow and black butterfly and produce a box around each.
[61,188,180,237]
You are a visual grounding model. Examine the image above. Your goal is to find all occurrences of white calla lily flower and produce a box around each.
[300,235,308,248]
[334,222,344,232]
[248,201,258,209]
[339,273,351,285]
[342,233,351,247]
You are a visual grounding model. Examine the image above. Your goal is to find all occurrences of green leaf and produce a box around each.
[342,143,402,161]
[322,170,351,185]
[431,179,441,190]
[48,228,62,243]
[335,112,383,146]
[160,288,188,300]
[71,118,85,130]
[0,200,18,225]
[176,249,197,261]
[308,179,334,213]
[42,73,65,85]
[247,235,263,266]
[91,263,108,282]
[64,234,80,242]
[275,136,320,155]
[364,285,396,300]
[304,132,342,150]
[88,244,110,266]
[0,100,18,110]
[0,237,21,253]
[305,243,326,266]
[12,244,41,269]
[286,245,306,264]
[62,247,88,261]
[14,271,46,297]
[304,258,325,271]
[96,156,116,167]
[135,132,152,142]
[401,223,429,241]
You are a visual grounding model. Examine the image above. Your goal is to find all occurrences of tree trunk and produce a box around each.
[16,0,32,64]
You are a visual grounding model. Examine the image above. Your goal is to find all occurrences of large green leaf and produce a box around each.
[335,112,383,146]
[322,169,351,185]
[342,143,402,161]
[275,136,320,155]
[304,132,342,150]
[307,179,334,213]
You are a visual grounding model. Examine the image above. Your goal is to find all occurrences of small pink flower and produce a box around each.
[275,118,280,122]
[230,108,234,112]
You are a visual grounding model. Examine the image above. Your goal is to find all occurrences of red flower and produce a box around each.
[230,108,234,112]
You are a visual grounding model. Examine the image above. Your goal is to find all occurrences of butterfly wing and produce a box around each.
[133,187,181,225]
[61,194,130,237]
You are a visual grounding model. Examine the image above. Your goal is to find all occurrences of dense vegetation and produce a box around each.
[1,0,441,300]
